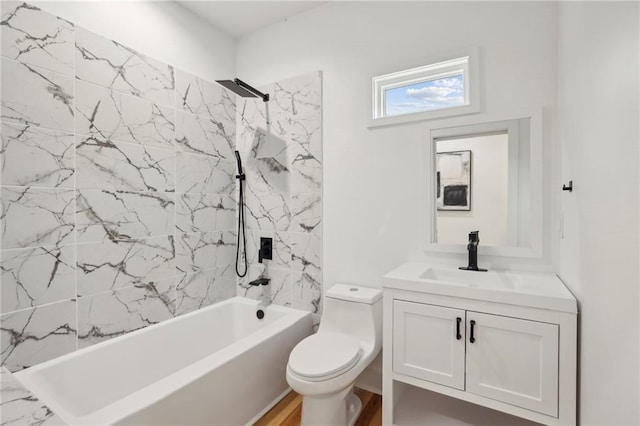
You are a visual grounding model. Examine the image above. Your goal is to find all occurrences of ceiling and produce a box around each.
[177,1,326,38]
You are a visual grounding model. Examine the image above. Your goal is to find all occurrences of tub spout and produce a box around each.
[249,277,271,307]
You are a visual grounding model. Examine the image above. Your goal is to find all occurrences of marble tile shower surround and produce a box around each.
[236,72,323,322]
[0,2,242,372]
[0,3,323,376]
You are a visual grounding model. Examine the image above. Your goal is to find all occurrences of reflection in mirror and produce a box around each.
[431,118,531,248]
[436,133,508,245]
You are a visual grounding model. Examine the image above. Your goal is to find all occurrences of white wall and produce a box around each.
[557,2,639,425]
[236,1,558,289]
[33,1,235,79]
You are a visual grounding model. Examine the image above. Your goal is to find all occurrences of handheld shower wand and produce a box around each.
[235,150,244,177]
[235,151,248,277]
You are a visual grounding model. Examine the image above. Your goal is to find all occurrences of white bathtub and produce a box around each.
[14,297,313,425]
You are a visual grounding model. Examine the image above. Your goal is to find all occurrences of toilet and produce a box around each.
[286,284,383,426]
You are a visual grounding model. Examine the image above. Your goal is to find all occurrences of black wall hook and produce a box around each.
[562,180,573,192]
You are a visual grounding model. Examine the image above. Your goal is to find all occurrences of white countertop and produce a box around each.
[383,262,577,314]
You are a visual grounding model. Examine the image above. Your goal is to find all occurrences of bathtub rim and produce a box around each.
[14,297,312,425]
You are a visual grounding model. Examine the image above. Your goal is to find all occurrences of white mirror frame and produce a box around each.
[422,108,543,258]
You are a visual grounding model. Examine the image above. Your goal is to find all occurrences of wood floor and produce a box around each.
[254,388,382,426]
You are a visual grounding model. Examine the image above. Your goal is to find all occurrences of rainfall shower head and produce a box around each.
[216,78,269,102]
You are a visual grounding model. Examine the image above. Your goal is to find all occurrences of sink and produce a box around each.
[383,262,578,314]
[419,267,520,289]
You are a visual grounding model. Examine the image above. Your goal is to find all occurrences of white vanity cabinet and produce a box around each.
[392,302,466,390]
[383,263,577,426]
[464,311,559,417]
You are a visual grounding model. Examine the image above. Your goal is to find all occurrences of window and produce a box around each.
[384,73,465,117]
[370,48,479,127]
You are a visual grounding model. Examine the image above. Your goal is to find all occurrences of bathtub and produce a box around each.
[14,297,313,425]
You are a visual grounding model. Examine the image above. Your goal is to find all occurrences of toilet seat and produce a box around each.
[288,332,361,382]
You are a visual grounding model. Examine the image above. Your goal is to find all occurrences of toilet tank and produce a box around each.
[319,285,383,351]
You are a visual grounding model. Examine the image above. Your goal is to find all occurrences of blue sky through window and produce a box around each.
[384,74,464,117]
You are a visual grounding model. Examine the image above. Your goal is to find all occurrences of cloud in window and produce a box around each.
[385,75,464,116]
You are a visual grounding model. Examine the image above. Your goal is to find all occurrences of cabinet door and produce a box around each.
[393,300,465,390]
[466,312,559,417]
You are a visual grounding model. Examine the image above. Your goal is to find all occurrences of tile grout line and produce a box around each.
[1,297,78,317]
[0,118,74,140]
[173,68,178,318]
[73,20,79,352]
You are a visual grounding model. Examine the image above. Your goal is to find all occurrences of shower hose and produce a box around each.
[236,169,248,278]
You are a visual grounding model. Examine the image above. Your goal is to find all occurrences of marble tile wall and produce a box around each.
[0,2,237,371]
[236,71,323,323]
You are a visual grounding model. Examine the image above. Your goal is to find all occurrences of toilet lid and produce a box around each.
[289,332,361,379]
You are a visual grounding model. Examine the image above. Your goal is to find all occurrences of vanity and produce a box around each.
[382,262,577,426]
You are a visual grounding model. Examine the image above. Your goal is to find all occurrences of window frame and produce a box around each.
[369,47,480,128]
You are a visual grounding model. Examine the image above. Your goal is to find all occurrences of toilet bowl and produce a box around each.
[286,284,382,426]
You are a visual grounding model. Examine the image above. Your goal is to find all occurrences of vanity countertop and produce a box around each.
[383,262,577,313]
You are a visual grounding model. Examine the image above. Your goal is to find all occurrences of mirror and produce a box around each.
[424,110,543,258]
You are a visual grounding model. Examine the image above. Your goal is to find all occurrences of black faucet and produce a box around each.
[248,277,270,286]
[248,277,271,308]
[459,231,487,272]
